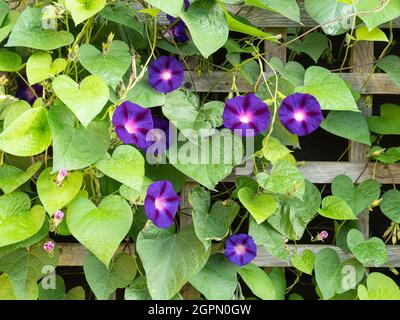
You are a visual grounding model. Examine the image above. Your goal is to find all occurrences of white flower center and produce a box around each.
[161,71,172,81]
[124,121,137,134]
[294,111,306,122]
[239,114,251,124]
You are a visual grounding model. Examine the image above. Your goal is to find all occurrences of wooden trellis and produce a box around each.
[56,4,400,272]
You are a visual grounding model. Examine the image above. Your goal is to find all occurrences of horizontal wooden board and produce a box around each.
[224,161,400,184]
[182,72,400,95]
[57,243,400,267]
[152,3,400,28]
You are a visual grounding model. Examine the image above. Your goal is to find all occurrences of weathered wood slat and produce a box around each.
[57,243,400,267]
[153,4,400,28]
[223,161,400,184]
[182,72,400,95]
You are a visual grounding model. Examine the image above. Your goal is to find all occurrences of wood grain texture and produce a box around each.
[181,72,400,94]
[57,243,400,267]
[222,161,400,184]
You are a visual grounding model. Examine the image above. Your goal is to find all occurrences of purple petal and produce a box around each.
[278,93,323,136]
[148,56,184,93]
[223,93,270,136]
[225,234,257,266]
[15,78,43,105]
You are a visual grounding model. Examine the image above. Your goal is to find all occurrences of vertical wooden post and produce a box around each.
[349,41,374,237]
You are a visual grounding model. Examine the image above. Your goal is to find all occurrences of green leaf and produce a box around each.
[347,229,388,267]
[48,102,110,172]
[356,26,388,42]
[37,167,83,216]
[261,160,305,200]
[0,245,59,300]
[189,253,237,300]
[52,75,110,126]
[167,129,242,190]
[0,192,46,248]
[0,274,16,300]
[180,0,229,58]
[67,195,133,266]
[354,0,400,31]
[304,0,353,35]
[100,4,144,35]
[287,32,329,63]
[378,56,400,89]
[358,272,400,300]
[189,187,239,245]
[238,187,277,224]
[0,1,8,26]
[332,175,380,216]
[269,58,305,88]
[238,263,276,300]
[0,11,20,43]
[84,252,136,300]
[380,189,400,223]
[136,223,211,300]
[6,7,74,50]
[3,100,31,130]
[0,50,22,72]
[296,66,359,111]
[145,0,185,17]
[65,0,106,25]
[78,41,131,89]
[268,180,321,240]
[26,52,66,85]
[262,136,291,163]
[320,111,371,145]
[0,162,41,194]
[371,146,400,164]
[95,145,144,192]
[248,218,289,261]
[126,74,166,108]
[124,276,152,300]
[319,195,357,220]
[0,107,52,157]
[245,0,301,23]
[39,275,85,300]
[368,104,400,135]
[291,249,315,275]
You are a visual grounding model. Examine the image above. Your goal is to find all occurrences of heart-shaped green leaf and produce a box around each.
[347,229,388,267]
[0,50,22,72]
[78,41,131,89]
[67,195,133,267]
[38,275,85,300]
[0,11,19,43]
[0,107,52,157]
[37,167,83,216]
[0,162,41,194]
[189,253,237,300]
[287,32,328,63]
[290,249,315,275]
[48,102,110,172]
[65,0,106,25]
[238,187,277,224]
[270,57,305,87]
[368,104,400,135]
[126,74,166,108]
[0,192,46,248]
[358,272,400,300]
[189,186,240,246]
[0,245,59,300]
[377,56,400,89]
[26,52,66,85]
[318,195,357,220]
[296,66,359,111]
[83,252,136,300]
[95,145,144,192]
[268,180,321,240]
[6,7,74,50]
[332,175,381,216]
[52,75,109,126]
[3,100,31,130]
[380,189,400,223]
[354,0,400,31]
[136,223,210,300]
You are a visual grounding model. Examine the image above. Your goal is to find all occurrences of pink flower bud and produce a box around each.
[43,241,55,253]
[53,210,64,223]
[56,169,68,185]
[319,230,329,240]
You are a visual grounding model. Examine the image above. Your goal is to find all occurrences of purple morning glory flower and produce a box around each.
[225,234,257,267]
[148,56,184,93]
[112,101,154,149]
[278,93,323,136]
[15,78,43,105]
[145,116,171,152]
[166,19,189,43]
[223,93,270,136]
[144,180,181,228]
